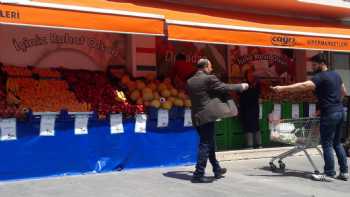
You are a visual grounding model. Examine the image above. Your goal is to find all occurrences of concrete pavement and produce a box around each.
[0,154,349,197]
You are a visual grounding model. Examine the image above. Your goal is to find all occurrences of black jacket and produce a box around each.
[187,71,243,126]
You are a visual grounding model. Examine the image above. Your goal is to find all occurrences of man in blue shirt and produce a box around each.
[272,53,349,181]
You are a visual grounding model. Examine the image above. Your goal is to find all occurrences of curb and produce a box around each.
[216,146,323,162]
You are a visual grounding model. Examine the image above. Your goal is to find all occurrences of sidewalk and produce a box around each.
[0,153,348,197]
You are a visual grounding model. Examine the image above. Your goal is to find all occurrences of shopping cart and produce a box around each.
[268,117,323,174]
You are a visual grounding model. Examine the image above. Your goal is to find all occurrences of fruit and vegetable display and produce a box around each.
[119,74,192,110]
[0,65,192,120]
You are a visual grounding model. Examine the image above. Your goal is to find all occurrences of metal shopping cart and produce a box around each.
[268,117,323,174]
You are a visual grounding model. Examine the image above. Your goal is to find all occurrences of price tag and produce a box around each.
[184,109,193,127]
[135,114,147,133]
[110,114,124,134]
[273,104,281,119]
[157,109,169,128]
[74,114,89,135]
[259,104,263,119]
[309,104,316,117]
[40,115,56,136]
[0,118,17,141]
[292,104,300,119]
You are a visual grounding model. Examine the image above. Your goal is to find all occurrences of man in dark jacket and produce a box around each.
[187,58,249,183]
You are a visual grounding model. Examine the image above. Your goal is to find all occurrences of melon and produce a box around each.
[184,99,192,107]
[151,99,161,108]
[174,99,184,107]
[161,100,173,110]
[170,88,178,96]
[142,91,154,101]
[161,89,171,98]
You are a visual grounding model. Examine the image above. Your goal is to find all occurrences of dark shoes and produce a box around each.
[214,168,227,179]
[191,176,214,183]
[337,173,349,181]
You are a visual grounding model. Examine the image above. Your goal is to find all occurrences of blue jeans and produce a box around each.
[320,111,348,176]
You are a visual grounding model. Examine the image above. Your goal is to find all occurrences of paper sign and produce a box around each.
[273,104,281,119]
[259,104,263,119]
[292,104,300,119]
[40,115,56,136]
[309,104,316,117]
[184,109,193,127]
[0,118,17,141]
[135,114,147,133]
[74,114,89,135]
[157,109,169,128]
[110,114,124,134]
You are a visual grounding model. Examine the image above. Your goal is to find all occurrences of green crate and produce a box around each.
[261,129,271,146]
[231,118,243,134]
[230,133,245,149]
[262,101,274,118]
[215,133,229,151]
[259,118,269,132]
[282,102,292,119]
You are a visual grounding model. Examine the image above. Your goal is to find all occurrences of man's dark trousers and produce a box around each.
[193,122,221,177]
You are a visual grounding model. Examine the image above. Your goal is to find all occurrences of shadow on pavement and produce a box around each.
[163,171,194,181]
[247,166,313,180]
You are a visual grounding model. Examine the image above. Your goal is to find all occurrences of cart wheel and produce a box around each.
[269,162,277,171]
[278,162,286,171]
[314,170,320,175]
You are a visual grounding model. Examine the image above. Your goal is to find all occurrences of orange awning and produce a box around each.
[3,0,350,51]
[104,0,350,51]
[0,1,164,36]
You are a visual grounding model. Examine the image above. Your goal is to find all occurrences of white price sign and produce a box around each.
[40,115,56,136]
[110,114,124,134]
[0,118,17,141]
[309,104,316,117]
[273,104,281,119]
[74,114,89,135]
[259,104,263,119]
[184,109,193,127]
[292,104,300,119]
[157,109,169,128]
[135,114,147,133]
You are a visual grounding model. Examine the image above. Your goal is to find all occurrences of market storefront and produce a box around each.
[1,0,350,181]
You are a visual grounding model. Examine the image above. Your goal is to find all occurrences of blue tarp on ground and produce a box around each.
[0,116,198,181]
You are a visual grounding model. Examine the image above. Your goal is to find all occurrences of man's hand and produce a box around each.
[271,86,283,93]
[241,83,249,91]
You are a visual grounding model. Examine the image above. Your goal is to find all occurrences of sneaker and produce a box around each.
[311,174,336,182]
[337,173,349,181]
[214,168,227,179]
[191,176,214,183]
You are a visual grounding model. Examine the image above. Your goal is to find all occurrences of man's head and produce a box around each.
[309,53,328,73]
[197,58,213,74]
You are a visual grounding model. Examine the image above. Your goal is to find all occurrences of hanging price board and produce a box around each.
[0,118,17,141]
[157,109,169,128]
[74,114,89,135]
[184,109,193,127]
[110,114,124,134]
[135,114,147,133]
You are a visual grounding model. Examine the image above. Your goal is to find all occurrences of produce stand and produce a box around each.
[1,0,350,181]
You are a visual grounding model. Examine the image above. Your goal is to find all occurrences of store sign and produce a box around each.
[234,54,289,66]
[12,33,122,56]
[306,39,348,48]
[271,35,296,47]
[0,9,20,19]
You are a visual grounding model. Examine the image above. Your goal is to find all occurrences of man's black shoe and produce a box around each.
[191,176,214,183]
[214,168,227,179]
